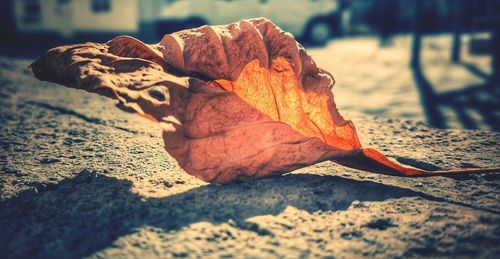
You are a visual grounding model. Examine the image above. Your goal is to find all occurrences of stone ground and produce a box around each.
[309,34,499,130]
[1,36,500,258]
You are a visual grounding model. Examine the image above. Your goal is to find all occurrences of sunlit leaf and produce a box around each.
[30,19,499,183]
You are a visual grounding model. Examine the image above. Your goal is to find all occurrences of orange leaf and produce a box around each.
[30,19,499,183]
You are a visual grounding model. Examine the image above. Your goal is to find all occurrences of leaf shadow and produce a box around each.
[0,170,481,258]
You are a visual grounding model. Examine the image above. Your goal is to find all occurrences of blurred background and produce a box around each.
[0,0,498,130]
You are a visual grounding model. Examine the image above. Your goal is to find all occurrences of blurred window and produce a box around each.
[22,0,41,24]
[91,0,111,13]
[56,0,71,14]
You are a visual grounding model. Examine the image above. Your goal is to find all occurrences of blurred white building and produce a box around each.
[13,0,139,37]
[12,0,341,44]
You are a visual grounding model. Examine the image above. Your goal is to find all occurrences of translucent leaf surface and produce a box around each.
[30,19,499,183]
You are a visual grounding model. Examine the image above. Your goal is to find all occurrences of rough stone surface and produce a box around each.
[1,58,499,258]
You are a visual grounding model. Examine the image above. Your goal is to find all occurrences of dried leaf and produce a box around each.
[30,19,499,183]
